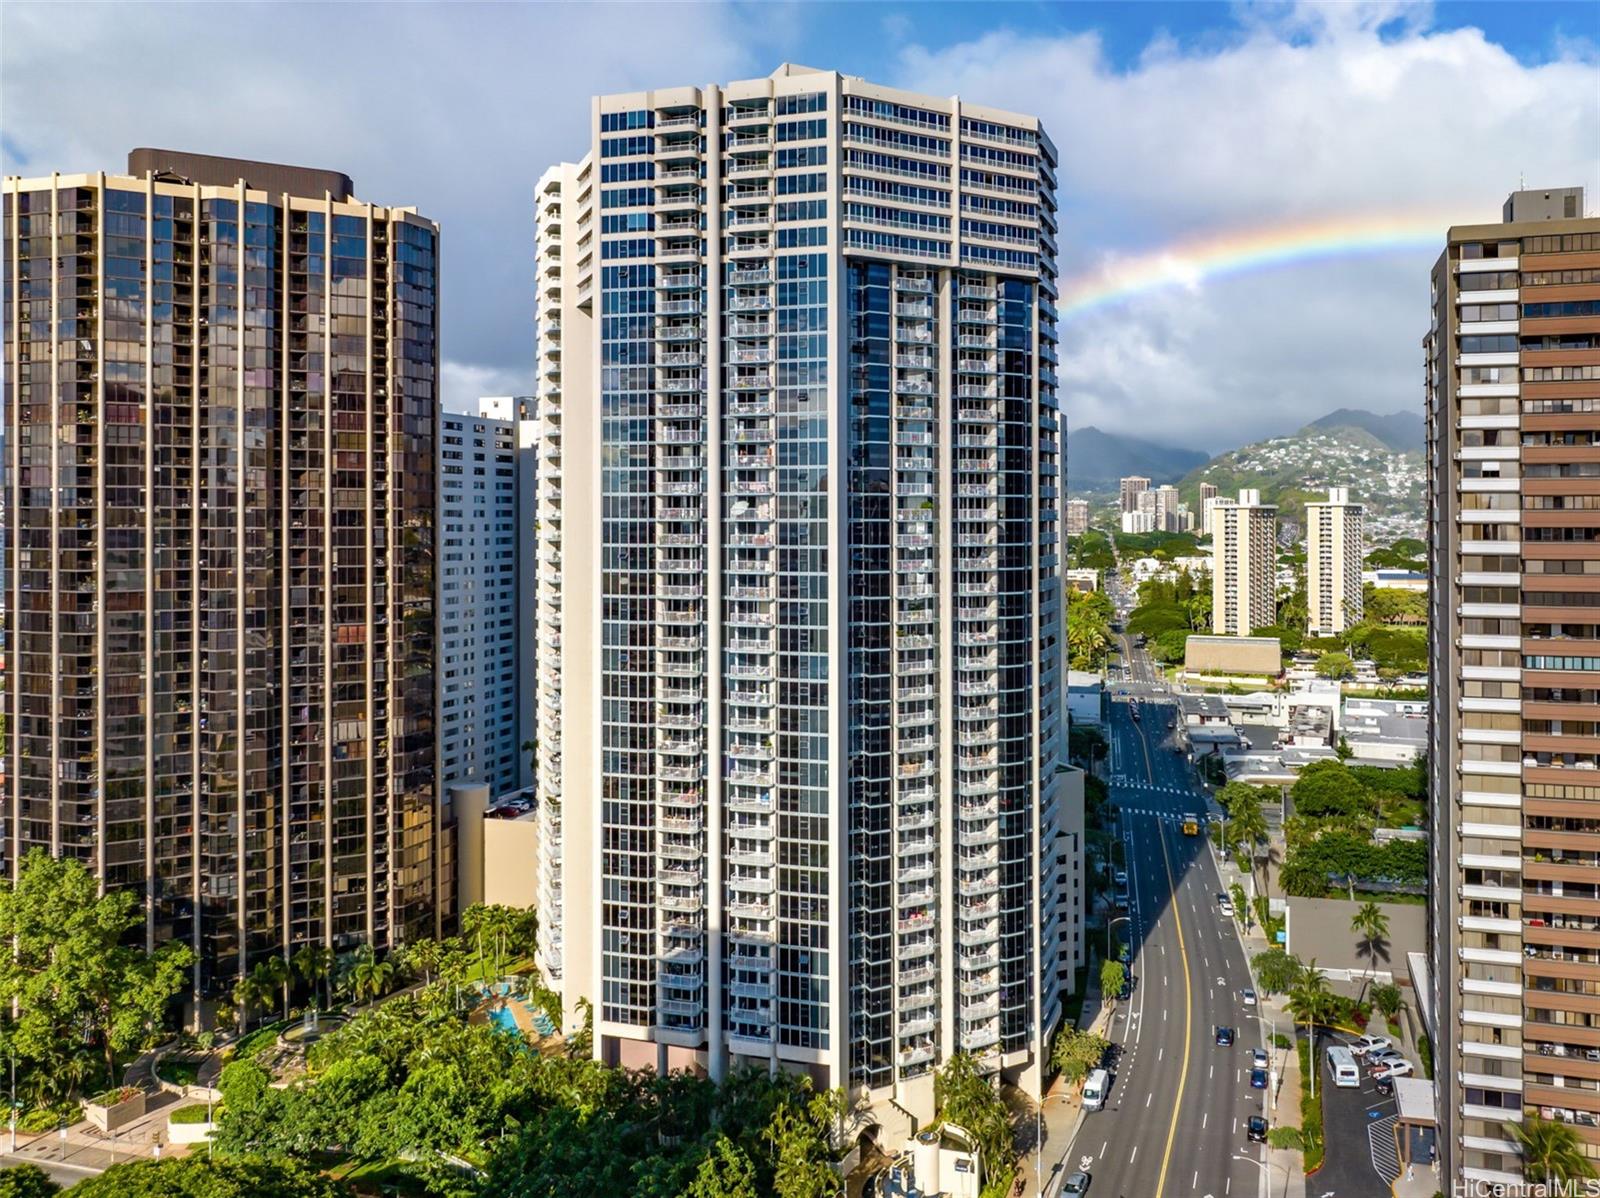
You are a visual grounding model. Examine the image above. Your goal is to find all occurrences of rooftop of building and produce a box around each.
[1179,693,1231,720]
[128,148,354,200]
[484,787,538,822]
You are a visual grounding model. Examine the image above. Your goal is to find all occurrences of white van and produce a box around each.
[1082,1068,1111,1111]
[1327,1045,1360,1088]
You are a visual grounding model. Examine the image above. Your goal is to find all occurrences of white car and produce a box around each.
[1371,1058,1415,1079]
[1241,988,1257,1007]
[1251,1048,1269,1070]
[1219,899,1235,917]
[1350,1034,1392,1058]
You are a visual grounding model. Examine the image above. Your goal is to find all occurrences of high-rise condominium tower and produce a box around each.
[1118,474,1149,514]
[1305,486,1363,636]
[439,400,522,797]
[1426,187,1599,1189]
[2,151,442,1001]
[1211,489,1276,635]
[1065,497,1089,536]
[533,64,1065,1121]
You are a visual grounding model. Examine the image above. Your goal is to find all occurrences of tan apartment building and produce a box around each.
[1305,485,1364,635]
[533,64,1068,1129]
[1425,186,1600,1190]
[2,151,444,1004]
[1118,474,1149,514]
[1211,488,1277,635]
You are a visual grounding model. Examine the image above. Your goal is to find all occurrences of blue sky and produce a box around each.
[4,1,1596,449]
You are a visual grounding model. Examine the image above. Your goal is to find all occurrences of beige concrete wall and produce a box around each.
[483,818,539,909]
[1185,635,1281,676]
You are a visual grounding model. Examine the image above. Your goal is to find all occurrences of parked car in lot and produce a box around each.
[1249,1067,1268,1089]
[1215,1026,1235,1046]
[1350,1034,1392,1058]
[1241,988,1257,1007]
[1372,1059,1415,1080]
[1246,1115,1268,1143]
[1251,1048,1269,1070]
[1367,1047,1405,1071]
[1374,1075,1394,1097]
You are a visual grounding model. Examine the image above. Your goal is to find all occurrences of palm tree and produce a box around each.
[1350,901,1390,996]
[293,945,335,1011]
[404,938,444,987]
[232,969,270,1030]
[257,955,292,1022]
[349,946,395,1005]
[1228,800,1270,900]
[1287,959,1336,1101]
[1512,1114,1598,1186]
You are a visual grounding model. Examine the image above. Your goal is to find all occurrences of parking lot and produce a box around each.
[1315,1034,1401,1196]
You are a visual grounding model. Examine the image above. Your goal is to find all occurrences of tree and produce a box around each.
[1100,959,1126,1004]
[934,1052,1015,1175]
[0,1164,61,1198]
[293,945,334,1011]
[764,1089,846,1198]
[1287,961,1335,1031]
[233,970,272,1032]
[69,1158,355,1198]
[1315,651,1354,680]
[1251,948,1303,996]
[1290,760,1376,820]
[1371,983,1403,1022]
[257,955,292,1022]
[1351,902,1391,978]
[1511,1115,1599,1187]
[1049,1025,1110,1084]
[1066,589,1114,670]
[0,849,193,1098]
[684,1135,758,1198]
[348,945,394,1005]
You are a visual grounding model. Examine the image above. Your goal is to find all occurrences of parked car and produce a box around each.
[1241,988,1257,1007]
[1374,1075,1395,1097]
[1117,943,1131,964]
[1367,1047,1405,1070]
[1351,1034,1392,1058]
[1061,1172,1092,1195]
[1246,1115,1268,1143]
[1251,1048,1269,1070]
[1372,1059,1415,1079]
[1250,1067,1268,1090]
[1215,893,1229,906]
[1219,899,1235,917]
[1215,1026,1235,1046]
[1114,870,1128,888]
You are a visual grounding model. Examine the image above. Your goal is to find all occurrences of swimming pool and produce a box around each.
[488,1004,520,1034]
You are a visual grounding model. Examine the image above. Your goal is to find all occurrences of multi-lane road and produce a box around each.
[1068,635,1275,1198]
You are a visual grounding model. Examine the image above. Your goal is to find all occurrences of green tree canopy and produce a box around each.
[69,1158,353,1198]
[1252,949,1303,996]
[1315,651,1354,680]
[0,849,194,1104]
[0,1164,61,1198]
[934,1052,1015,1176]
[1290,760,1376,820]
[1050,1026,1110,1084]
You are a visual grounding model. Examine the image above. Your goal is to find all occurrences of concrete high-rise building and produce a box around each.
[1120,509,1155,534]
[1119,474,1150,514]
[1153,484,1180,533]
[1427,188,1600,1189]
[1065,497,1089,536]
[1200,490,1229,538]
[439,402,521,797]
[3,151,443,1001]
[1211,489,1276,635]
[1305,485,1363,636]
[535,64,1066,1122]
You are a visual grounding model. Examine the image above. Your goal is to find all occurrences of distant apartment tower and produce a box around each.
[1065,497,1089,536]
[438,402,521,797]
[1426,188,1600,1189]
[3,151,443,999]
[1120,509,1155,534]
[535,65,1067,1121]
[1304,486,1363,635]
[1211,489,1276,635]
[1119,474,1150,514]
[1152,485,1180,533]
[1197,481,1218,533]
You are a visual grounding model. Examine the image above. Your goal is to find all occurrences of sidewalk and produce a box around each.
[2,1088,187,1178]
[1018,953,1108,1196]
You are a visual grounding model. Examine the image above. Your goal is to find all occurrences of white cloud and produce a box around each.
[888,14,1597,449]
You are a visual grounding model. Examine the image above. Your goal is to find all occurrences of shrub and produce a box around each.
[168,1103,216,1125]
[1297,1038,1325,1171]
[157,1057,202,1088]
[1272,1033,1292,1050]
[1267,1126,1304,1150]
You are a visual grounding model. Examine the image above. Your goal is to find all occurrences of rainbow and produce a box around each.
[1057,207,1465,320]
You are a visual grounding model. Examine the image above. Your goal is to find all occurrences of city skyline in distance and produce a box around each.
[4,1,1594,450]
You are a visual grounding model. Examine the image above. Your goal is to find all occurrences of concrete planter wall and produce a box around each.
[86,1090,146,1133]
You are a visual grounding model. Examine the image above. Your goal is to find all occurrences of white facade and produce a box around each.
[1305,486,1364,635]
[537,64,1068,1123]
[439,403,522,799]
[1120,509,1155,534]
[1211,489,1277,635]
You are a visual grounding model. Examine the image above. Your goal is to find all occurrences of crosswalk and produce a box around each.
[1111,779,1195,795]
[1368,1114,1401,1183]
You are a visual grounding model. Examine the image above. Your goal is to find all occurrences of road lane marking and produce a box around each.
[1131,1146,1138,1164]
[1146,1092,1152,1108]
[1202,1112,1208,1129]
[1153,811,1194,1198]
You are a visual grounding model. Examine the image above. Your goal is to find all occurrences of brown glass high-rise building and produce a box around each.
[1426,186,1600,1188]
[2,151,443,1003]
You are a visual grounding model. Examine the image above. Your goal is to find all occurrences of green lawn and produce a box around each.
[169,1102,217,1125]
[157,1056,203,1087]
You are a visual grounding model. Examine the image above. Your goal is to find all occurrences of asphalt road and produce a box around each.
[1071,637,1273,1198]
